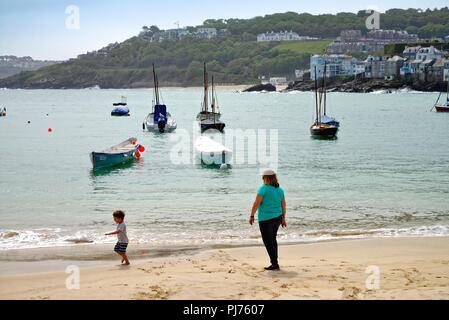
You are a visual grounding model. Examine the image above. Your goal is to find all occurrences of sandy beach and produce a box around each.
[0,237,448,300]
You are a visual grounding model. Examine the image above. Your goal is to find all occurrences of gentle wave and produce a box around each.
[1,225,447,251]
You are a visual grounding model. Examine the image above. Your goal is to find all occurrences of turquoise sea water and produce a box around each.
[0,88,448,254]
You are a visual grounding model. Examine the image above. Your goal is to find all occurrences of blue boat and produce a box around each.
[111,96,130,117]
[90,138,139,169]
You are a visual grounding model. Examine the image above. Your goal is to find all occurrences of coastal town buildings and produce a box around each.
[269,77,288,85]
[415,46,443,61]
[310,54,357,80]
[326,29,419,54]
[257,31,319,42]
[385,56,405,80]
[365,56,388,79]
[310,45,448,83]
[400,46,447,82]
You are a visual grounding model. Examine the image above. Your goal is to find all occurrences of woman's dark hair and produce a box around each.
[113,210,126,219]
[263,175,280,188]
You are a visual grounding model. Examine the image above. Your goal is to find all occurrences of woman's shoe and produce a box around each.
[264,265,280,271]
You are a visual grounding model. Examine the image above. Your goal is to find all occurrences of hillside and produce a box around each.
[0,37,321,89]
[1,8,449,89]
[0,56,59,79]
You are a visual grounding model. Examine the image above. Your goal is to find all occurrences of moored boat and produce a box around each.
[194,136,232,167]
[111,96,130,116]
[310,64,340,138]
[432,80,449,113]
[197,63,226,133]
[435,105,449,112]
[90,138,145,169]
[143,64,177,133]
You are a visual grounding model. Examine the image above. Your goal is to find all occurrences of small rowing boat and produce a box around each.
[90,138,144,169]
[194,136,232,168]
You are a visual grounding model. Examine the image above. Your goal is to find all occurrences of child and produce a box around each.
[105,210,130,265]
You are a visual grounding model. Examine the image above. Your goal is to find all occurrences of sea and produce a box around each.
[0,88,448,260]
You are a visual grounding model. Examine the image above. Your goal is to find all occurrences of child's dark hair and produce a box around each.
[113,210,126,220]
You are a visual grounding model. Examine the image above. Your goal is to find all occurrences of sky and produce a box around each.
[0,0,447,61]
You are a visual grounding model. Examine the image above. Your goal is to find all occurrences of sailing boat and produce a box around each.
[433,80,449,113]
[197,63,226,133]
[310,64,340,138]
[143,64,177,133]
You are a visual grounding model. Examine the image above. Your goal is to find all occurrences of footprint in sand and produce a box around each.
[135,285,170,300]
[341,287,362,300]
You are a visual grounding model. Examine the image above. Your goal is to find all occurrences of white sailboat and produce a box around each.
[143,64,177,133]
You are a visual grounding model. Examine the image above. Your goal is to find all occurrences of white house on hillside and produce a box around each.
[416,46,443,61]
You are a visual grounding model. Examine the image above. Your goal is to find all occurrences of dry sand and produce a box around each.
[1,237,448,300]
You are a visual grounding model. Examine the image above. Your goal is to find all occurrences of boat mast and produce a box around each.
[203,62,209,113]
[152,63,160,106]
[314,67,319,124]
[211,76,217,123]
[323,63,327,116]
[446,78,449,105]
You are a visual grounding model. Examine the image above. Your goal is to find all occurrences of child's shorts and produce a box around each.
[114,242,128,254]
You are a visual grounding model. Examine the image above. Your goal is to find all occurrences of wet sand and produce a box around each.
[0,237,448,300]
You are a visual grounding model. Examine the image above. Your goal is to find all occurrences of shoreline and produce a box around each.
[1,237,448,300]
[2,233,448,265]
[0,85,443,93]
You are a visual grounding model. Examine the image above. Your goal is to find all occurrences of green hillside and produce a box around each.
[1,8,449,89]
[273,40,332,55]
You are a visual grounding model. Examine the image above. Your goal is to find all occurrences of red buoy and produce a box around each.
[48,128,53,133]
[135,151,141,159]
[138,145,145,153]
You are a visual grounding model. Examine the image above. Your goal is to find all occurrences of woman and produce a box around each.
[250,169,287,271]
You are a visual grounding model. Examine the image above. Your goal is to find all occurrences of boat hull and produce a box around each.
[197,112,221,122]
[111,112,130,117]
[145,114,177,133]
[200,121,226,133]
[90,138,139,169]
[91,150,136,169]
[310,125,339,137]
[194,137,233,166]
[435,106,449,113]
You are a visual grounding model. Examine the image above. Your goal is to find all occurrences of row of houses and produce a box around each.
[310,46,449,82]
[327,29,419,54]
[257,31,319,42]
[144,28,229,42]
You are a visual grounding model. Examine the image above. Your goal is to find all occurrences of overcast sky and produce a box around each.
[0,0,447,60]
